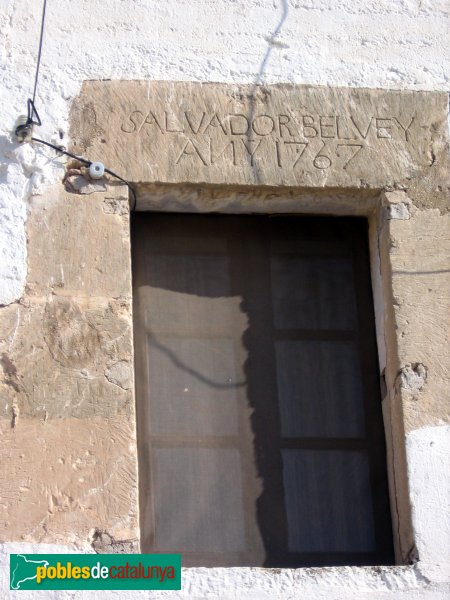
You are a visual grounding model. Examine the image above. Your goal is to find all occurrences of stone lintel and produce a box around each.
[70,81,448,191]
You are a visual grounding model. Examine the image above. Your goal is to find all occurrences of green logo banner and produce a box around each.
[10,553,181,590]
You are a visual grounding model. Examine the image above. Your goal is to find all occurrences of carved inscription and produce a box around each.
[71,81,446,187]
[120,109,415,172]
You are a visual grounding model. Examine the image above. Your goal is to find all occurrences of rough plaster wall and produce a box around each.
[406,426,450,566]
[0,1,449,598]
[1,0,449,303]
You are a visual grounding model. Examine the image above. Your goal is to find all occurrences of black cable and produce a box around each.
[104,167,138,211]
[31,137,137,211]
[32,0,47,107]
[15,0,47,137]
[31,137,90,165]
[27,98,42,127]
[18,1,137,211]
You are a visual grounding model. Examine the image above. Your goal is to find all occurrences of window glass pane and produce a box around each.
[133,214,394,566]
[275,340,366,438]
[271,256,357,330]
[150,252,230,297]
[148,336,242,436]
[144,251,232,332]
[282,449,376,552]
[153,447,246,552]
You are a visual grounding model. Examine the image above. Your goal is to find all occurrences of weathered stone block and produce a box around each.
[26,189,131,298]
[70,81,448,190]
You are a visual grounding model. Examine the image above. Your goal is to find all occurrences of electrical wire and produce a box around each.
[32,0,47,108]
[22,0,47,128]
[31,137,137,211]
[16,0,138,211]
[31,137,90,165]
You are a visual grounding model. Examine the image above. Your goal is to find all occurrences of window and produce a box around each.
[132,214,394,567]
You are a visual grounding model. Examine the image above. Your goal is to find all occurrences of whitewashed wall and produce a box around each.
[0,1,449,598]
[1,0,449,304]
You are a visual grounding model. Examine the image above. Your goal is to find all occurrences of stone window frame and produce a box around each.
[128,182,416,567]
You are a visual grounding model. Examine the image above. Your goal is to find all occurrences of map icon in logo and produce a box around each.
[10,554,49,590]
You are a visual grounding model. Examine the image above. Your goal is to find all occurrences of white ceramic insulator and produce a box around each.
[89,162,105,179]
